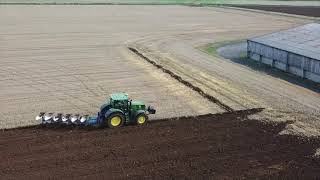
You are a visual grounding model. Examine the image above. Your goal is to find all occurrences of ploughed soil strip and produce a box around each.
[128,47,233,112]
[231,5,320,17]
[1,109,320,179]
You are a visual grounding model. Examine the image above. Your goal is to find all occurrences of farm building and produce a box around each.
[247,23,320,83]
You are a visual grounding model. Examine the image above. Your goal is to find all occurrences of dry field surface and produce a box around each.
[0,5,235,128]
[0,5,319,133]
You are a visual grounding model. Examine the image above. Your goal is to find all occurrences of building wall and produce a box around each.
[247,40,320,83]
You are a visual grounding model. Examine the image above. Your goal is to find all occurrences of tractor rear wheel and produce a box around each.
[107,113,124,128]
[136,113,148,125]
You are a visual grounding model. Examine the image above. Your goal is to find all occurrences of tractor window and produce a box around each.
[112,100,126,111]
[113,100,120,108]
[118,101,124,108]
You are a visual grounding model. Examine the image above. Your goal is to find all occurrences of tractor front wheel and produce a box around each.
[136,113,148,125]
[107,113,124,128]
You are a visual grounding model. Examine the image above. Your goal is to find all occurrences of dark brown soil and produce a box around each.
[231,5,320,17]
[1,109,320,180]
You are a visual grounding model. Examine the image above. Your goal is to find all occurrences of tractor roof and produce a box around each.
[110,93,129,101]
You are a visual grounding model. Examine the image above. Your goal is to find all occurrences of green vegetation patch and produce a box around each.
[197,40,241,57]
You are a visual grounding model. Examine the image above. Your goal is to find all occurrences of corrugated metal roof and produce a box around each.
[249,23,320,60]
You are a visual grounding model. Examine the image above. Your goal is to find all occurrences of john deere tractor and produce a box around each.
[36,93,156,128]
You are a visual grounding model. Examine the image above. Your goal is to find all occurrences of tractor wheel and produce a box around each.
[107,113,124,128]
[135,113,148,125]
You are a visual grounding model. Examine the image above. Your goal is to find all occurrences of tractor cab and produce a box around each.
[109,93,130,112]
[99,93,128,115]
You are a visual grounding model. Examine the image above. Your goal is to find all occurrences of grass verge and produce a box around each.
[196,40,243,57]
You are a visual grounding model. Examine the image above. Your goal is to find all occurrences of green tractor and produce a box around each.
[36,93,156,128]
[98,93,156,128]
